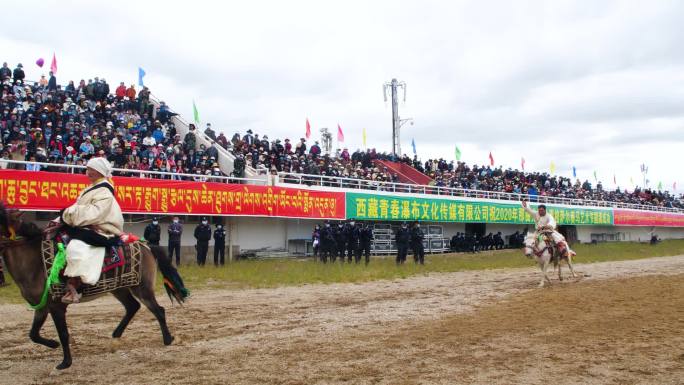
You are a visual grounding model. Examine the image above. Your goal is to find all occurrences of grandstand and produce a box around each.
[1,62,684,261]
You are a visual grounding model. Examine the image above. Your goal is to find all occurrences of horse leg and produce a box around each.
[132,287,174,346]
[566,255,577,278]
[557,256,563,281]
[29,308,59,349]
[111,289,141,338]
[49,305,72,370]
[539,260,549,287]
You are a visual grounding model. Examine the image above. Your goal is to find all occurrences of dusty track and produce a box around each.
[1,256,683,385]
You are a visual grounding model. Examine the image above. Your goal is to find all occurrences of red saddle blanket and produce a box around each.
[102,247,126,273]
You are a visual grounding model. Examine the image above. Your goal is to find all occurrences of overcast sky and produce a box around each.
[4,0,683,191]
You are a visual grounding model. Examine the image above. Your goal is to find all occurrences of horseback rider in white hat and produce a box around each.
[59,157,124,303]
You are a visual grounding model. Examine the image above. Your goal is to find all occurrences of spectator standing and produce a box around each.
[345,219,361,263]
[333,222,346,263]
[12,63,24,83]
[359,222,373,265]
[410,221,425,265]
[204,123,216,141]
[395,222,410,265]
[144,217,161,246]
[311,224,321,261]
[194,217,212,266]
[47,71,57,92]
[167,216,183,265]
[213,223,227,266]
[0,62,11,81]
[319,220,335,263]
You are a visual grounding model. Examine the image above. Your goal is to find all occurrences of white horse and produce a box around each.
[523,234,577,287]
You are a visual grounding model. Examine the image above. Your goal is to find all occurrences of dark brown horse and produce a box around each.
[0,203,187,370]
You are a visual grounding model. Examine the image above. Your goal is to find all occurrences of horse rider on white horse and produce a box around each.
[521,201,576,258]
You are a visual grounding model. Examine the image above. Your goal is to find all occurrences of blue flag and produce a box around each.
[411,138,416,155]
[138,67,146,86]
[572,166,576,178]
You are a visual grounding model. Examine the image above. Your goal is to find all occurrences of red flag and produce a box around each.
[521,157,525,170]
[337,124,344,142]
[489,152,494,166]
[305,118,311,139]
[50,53,57,74]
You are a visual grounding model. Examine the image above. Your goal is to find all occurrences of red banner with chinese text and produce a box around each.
[613,209,684,227]
[0,170,345,219]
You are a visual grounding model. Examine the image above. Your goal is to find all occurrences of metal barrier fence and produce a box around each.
[277,172,684,214]
[0,159,267,185]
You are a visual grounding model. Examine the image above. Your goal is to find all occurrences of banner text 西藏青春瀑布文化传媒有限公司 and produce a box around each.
[345,192,613,225]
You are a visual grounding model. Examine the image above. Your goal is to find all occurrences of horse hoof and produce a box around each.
[45,340,60,349]
[163,335,175,346]
[55,360,72,370]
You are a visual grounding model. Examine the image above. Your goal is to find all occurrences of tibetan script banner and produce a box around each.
[613,209,684,227]
[346,192,613,225]
[0,170,345,219]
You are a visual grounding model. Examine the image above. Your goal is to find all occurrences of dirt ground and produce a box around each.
[1,256,683,385]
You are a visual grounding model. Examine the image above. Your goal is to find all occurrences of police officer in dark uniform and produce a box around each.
[395,222,411,265]
[333,222,347,263]
[319,220,335,263]
[213,223,227,266]
[194,217,212,266]
[144,217,161,246]
[345,219,361,263]
[494,231,504,249]
[359,222,373,265]
[410,221,425,264]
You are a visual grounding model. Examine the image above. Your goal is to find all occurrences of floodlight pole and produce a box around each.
[384,78,407,156]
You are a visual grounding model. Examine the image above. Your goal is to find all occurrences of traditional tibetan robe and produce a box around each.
[62,180,123,285]
[523,205,573,253]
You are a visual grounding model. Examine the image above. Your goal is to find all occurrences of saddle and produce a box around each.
[41,239,144,301]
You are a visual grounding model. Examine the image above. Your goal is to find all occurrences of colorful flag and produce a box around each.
[613,174,617,184]
[411,138,416,155]
[630,176,634,185]
[138,67,146,86]
[658,181,663,190]
[572,166,577,178]
[337,124,344,142]
[455,146,461,161]
[50,53,57,74]
[593,170,597,182]
[192,100,200,125]
[521,157,525,170]
[305,118,311,139]
[674,182,677,191]
[362,127,367,147]
[488,152,494,166]
[550,161,556,174]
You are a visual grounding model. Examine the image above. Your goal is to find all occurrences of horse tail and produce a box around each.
[150,245,189,304]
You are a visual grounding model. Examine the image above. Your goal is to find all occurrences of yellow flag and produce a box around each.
[550,161,556,174]
[362,127,367,147]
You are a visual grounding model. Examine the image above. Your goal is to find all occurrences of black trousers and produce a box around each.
[196,242,209,266]
[358,243,371,264]
[411,243,425,264]
[320,245,334,263]
[214,243,225,266]
[346,244,357,262]
[396,246,408,264]
[168,241,181,266]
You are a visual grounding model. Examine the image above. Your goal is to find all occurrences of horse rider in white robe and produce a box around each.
[59,157,124,303]
[522,201,576,258]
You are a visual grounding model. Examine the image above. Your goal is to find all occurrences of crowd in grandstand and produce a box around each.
[1,60,680,209]
[0,61,228,182]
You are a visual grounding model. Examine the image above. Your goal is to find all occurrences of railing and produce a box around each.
[276,172,684,214]
[0,159,267,185]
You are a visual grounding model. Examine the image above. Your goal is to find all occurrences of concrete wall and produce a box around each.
[25,211,684,265]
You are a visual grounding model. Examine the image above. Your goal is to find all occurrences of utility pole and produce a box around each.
[384,78,407,156]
